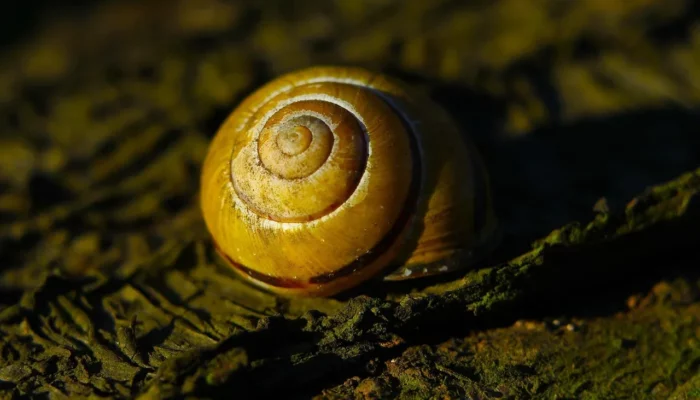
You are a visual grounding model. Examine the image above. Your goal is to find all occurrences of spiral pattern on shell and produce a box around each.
[201,67,422,294]
[202,66,500,297]
[231,87,402,223]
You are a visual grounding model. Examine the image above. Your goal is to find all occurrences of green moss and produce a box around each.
[320,279,700,399]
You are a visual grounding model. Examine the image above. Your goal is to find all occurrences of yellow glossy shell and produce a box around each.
[200,66,498,297]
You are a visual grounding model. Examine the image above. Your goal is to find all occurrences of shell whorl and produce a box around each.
[232,91,370,223]
[201,67,421,294]
[201,66,502,296]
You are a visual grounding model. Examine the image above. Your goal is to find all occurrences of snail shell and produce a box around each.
[201,66,498,297]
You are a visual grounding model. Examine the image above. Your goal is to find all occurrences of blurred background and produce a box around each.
[1,0,700,298]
